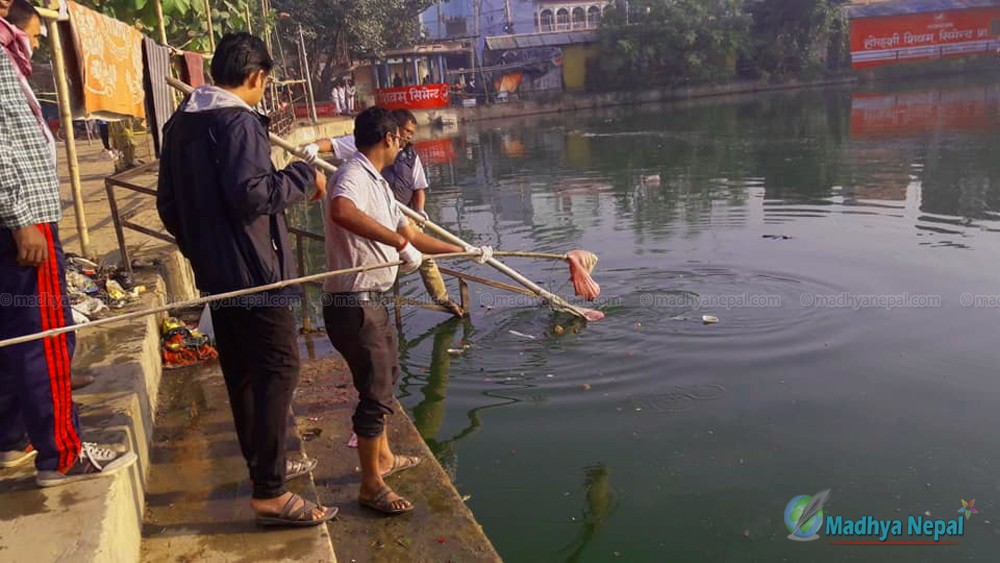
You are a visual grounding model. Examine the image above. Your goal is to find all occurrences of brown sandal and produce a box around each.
[255,493,339,527]
[359,486,414,515]
[381,454,421,479]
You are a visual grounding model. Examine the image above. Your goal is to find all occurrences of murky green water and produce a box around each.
[301,75,1000,561]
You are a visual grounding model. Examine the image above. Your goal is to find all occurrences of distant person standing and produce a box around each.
[157,32,336,528]
[345,79,357,114]
[392,73,403,87]
[97,120,112,158]
[332,79,346,116]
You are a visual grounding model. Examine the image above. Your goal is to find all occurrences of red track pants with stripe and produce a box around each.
[0,223,81,472]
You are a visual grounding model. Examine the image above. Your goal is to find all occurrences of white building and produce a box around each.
[534,0,613,32]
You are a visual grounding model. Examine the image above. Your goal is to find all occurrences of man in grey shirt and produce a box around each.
[322,106,490,514]
[303,111,463,316]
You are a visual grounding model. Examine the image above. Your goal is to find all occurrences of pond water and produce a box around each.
[300,75,1000,561]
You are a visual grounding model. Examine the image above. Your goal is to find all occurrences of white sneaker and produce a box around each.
[36,442,137,488]
[0,444,37,468]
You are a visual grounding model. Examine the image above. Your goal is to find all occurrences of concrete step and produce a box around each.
[139,361,336,563]
[0,273,166,562]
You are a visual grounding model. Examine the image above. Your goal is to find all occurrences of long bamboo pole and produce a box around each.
[0,259,398,349]
[164,77,599,321]
[204,0,216,52]
[0,248,543,349]
[44,6,91,258]
[154,0,167,44]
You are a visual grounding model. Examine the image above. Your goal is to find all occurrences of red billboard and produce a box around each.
[375,84,450,110]
[850,8,1000,68]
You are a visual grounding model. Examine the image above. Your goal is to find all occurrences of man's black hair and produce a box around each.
[391,109,417,129]
[210,32,273,88]
[7,0,39,28]
[354,106,398,151]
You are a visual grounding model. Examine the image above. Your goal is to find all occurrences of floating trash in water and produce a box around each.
[553,325,565,335]
[447,348,465,355]
[762,234,792,240]
[702,315,719,324]
[508,330,537,340]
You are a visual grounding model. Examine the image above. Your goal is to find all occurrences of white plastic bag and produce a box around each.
[197,303,214,341]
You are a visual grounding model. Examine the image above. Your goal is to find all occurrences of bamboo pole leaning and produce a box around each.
[42,2,91,258]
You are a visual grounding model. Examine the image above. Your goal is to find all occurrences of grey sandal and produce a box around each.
[255,493,339,527]
[286,457,318,481]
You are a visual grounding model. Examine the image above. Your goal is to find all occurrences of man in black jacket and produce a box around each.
[157,33,336,527]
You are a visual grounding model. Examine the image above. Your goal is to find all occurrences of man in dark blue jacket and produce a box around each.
[157,32,336,528]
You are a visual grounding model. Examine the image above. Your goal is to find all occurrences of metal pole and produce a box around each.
[45,16,91,258]
[154,0,167,44]
[298,23,318,122]
[204,0,216,52]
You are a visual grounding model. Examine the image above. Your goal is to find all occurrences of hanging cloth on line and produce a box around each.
[182,51,205,88]
[61,1,145,119]
[142,37,175,157]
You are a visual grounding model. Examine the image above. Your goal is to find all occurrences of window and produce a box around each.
[540,9,554,32]
[572,7,586,29]
[556,8,570,31]
[587,5,601,28]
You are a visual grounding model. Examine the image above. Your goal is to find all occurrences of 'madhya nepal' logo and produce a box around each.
[785,490,973,544]
[784,490,830,541]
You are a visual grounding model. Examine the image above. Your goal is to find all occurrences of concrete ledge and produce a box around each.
[0,272,167,562]
[455,75,859,123]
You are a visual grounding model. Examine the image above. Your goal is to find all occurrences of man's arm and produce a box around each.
[329,196,408,251]
[0,110,31,230]
[399,221,463,255]
[155,142,181,244]
[217,112,315,218]
[410,188,426,215]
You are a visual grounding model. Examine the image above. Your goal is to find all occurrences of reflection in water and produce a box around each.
[308,74,1000,562]
[400,318,539,479]
[560,464,617,563]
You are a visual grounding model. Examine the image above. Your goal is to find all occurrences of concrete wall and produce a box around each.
[562,44,599,91]
[456,75,859,123]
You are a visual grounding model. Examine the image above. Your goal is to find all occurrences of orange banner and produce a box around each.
[375,84,450,110]
[850,8,1000,68]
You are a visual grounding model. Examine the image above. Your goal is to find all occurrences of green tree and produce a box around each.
[270,0,437,97]
[79,0,257,52]
[745,0,849,80]
[597,0,749,89]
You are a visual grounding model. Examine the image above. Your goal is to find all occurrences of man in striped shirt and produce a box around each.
[0,0,136,487]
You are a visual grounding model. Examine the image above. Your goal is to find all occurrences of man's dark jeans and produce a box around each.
[211,303,299,499]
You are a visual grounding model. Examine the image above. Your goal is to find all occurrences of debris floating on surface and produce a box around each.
[702,315,719,324]
[508,330,537,340]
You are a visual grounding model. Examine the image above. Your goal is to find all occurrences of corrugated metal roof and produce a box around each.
[847,0,1000,18]
[485,30,598,50]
